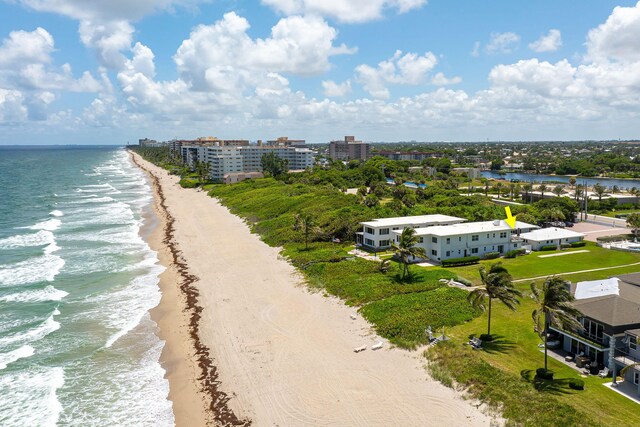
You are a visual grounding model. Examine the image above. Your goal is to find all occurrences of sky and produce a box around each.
[0,0,639,144]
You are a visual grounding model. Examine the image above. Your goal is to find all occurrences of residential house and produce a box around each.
[519,228,585,250]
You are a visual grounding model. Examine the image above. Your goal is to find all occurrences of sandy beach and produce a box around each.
[132,152,498,426]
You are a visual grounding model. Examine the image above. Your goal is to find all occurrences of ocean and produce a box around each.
[0,146,174,426]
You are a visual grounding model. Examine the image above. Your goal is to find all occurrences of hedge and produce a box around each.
[540,245,558,251]
[504,249,525,258]
[179,178,199,188]
[441,256,480,267]
[536,368,554,380]
[483,252,500,260]
[569,378,585,390]
[570,241,587,248]
[561,243,571,249]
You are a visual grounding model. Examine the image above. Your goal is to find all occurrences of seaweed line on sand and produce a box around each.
[131,152,251,427]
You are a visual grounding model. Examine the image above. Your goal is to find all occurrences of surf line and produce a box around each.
[130,151,251,427]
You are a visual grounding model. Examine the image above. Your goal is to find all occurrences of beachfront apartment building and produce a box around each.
[329,136,370,161]
[549,274,640,395]
[357,215,467,250]
[180,144,314,181]
[398,220,538,262]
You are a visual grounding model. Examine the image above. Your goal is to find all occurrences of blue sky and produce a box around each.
[0,0,639,144]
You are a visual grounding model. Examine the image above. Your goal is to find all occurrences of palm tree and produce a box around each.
[483,179,490,197]
[467,263,522,339]
[391,227,427,280]
[569,177,576,189]
[195,160,211,185]
[509,182,516,199]
[531,277,583,371]
[574,184,584,202]
[630,187,640,206]
[523,183,533,202]
[593,183,606,202]
[538,183,547,199]
[552,185,564,197]
[612,185,620,194]
[293,213,315,250]
[495,182,503,199]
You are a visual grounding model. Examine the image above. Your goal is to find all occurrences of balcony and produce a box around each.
[549,326,607,350]
[615,349,640,367]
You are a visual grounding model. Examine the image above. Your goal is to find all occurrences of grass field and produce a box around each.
[431,285,640,427]
[445,241,640,285]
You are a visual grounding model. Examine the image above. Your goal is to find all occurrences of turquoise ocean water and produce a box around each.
[0,146,173,426]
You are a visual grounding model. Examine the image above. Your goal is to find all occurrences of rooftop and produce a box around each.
[571,273,640,328]
[361,214,465,228]
[404,220,538,237]
[520,228,585,241]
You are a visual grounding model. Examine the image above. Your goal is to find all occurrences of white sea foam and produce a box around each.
[0,366,64,427]
[27,218,61,232]
[0,285,68,303]
[0,254,65,287]
[49,210,63,217]
[0,313,60,348]
[0,345,35,370]
[0,230,54,250]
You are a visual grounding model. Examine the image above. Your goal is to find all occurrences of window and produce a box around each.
[486,234,490,238]
[459,237,462,242]
[379,240,390,247]
[432,237,438,243]
[471,248,479,254]
[500,232,507,238]
[431,250,437,256]
[583,319,604,343]
[630,335,638,350]
[446,238,450,244]
[365,227,374,234]
[365,238,375,246]
[471,235,479,241]
[635,372,640,385]
[446,251,450,257]
[380,228,389,235]
[418,237,424,243]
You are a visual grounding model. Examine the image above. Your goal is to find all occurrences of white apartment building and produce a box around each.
[393,220,538,262]
[180,144,314,181]
[519,228,585,250]
[357,215,467,250]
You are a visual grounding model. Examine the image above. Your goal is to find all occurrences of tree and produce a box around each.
[363,194,380,208]
[627,213,640,240]
[509,182,516,199]
[261,152,289,177]
[552,185,564,197]
[593,183,606,202]
[574,184,584,202]
[612,185,620,194]
[195,160,211,185]
[391,228,427,280]
[495,181,503,199]
[531,277,583,371]
[538,183,547,199]
[522,183,533,202]
[630,187,640,206]
[482,178,490,197]
[467,263,522,339]
[569,177,576,189]
[293,213,315,250]
[540,208,565,222]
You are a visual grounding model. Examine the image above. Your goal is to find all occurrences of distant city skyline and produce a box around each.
[1,1,639,144]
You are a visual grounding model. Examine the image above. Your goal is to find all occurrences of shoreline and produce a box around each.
[130,151,497,426]
[131,151,248,427]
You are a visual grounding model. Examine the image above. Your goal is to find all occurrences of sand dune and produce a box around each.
[133,152,496,426]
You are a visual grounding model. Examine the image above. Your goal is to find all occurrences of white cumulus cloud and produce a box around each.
[529,29,562,52]
[322,80,352,97]
[587,1,640,62]
[355,50,438,99]
[485,32,520,54]
[261,0,427,23]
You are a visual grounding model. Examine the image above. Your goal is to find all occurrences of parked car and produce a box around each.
[564,221,574,227]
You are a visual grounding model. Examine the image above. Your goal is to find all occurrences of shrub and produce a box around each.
[456,276,473,287]
[441,256,481,267]
[561,243,571,249]
[483,252,500,260]
[536,368,554,380]
[570,241,586,248]
[179,178,199,188]
[540,245,557,251]
[504,249,525,258]
[569,378,585,390]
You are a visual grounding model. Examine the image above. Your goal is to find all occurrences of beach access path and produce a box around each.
[133,154,496,426]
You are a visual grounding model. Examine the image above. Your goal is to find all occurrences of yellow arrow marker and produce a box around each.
[505,206,517,229]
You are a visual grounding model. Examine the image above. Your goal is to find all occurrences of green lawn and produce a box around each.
[601,209,640,218]
[446,242,640,285]
[434,288,640,427]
